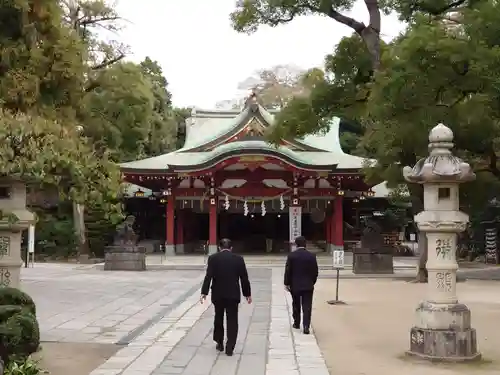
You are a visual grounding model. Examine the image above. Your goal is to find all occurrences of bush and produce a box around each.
[0,289,40,367]
[4,358,41,375]
[0,289,36,316]
[35,211,77,259]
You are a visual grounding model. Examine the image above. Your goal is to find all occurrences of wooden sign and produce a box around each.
[485,227,498,264]
[238,156,267,162]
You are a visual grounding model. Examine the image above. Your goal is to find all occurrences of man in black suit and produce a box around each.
[201,238,252,356]
[284,236,319,334]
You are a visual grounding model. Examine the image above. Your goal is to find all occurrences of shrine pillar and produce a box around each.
[332,196,344,251]
[325,213,330,251]
[165,194,175,256]
[208,177,218,254]
[176,210,184,254]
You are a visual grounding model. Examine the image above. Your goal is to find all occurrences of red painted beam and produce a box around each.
[215,169,293,180]
[173,187,338,197]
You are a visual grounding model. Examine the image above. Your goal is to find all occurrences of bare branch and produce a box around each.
[90,53,125,71]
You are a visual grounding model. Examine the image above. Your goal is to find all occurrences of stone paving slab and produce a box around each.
[22,265,206,345]
[24,264,330,375]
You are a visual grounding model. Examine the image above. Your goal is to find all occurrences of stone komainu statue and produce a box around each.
[360,220,385,251]
[113,215,138,246]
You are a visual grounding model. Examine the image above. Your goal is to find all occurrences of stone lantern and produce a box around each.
[403,123,480,361]
[0,179,35,288]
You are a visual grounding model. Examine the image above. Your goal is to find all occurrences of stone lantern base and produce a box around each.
[406,302,481,362]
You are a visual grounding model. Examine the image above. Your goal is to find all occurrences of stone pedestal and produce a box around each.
[408,302,479,361]
[0,180,35,288]
[104,246,146,271]
[352,251,393,274]
[403,123,480,362]
[165,244,175,256]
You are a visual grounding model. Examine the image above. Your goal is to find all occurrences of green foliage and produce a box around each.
[85,206,116,258]
[268,34,380,144]
[34,212,77,258]
[231,0,358,33]
[0,0,181,228]
[0,110,122,219]
[0,289,39,367]
[250,1,500,221]
[4,358,41,375]
[0,0,88,115]
[0,289,35,316]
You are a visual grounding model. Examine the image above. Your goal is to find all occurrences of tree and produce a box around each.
[230,1,500,281]
[216,64,312,110]
[231,0,383,70]
[0,0,123,258]
[239,64,312,109]
[61,0,127,72]
[0,110,121,220]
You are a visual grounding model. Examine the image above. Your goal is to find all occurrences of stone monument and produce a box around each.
[352,221,394,274]
[403,123,480,361]
[104,215,146,271]
[0,179,35,288]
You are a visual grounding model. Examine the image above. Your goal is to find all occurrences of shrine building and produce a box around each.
[120,94,382,255]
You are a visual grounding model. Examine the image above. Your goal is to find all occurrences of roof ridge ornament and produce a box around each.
[244,91,260,112]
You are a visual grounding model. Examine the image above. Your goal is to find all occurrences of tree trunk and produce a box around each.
[409,187,428,282]
[415,233,428,282]
[362,0,381,71]
[360,26,381,71]
[73,201,88,258]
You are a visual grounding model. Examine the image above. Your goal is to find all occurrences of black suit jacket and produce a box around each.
[201,250,251,303]
[284,248,319,292]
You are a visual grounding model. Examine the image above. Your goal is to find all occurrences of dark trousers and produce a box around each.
[213,300,239,351]
[292,290,313,329]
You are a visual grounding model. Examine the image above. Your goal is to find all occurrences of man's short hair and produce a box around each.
[219,238,232,249]
[294,236,306,248]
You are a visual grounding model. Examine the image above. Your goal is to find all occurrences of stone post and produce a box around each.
[0,180,35,289]
[403,123,480,361]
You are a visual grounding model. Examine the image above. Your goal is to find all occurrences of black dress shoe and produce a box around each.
[303,328,310,335]
[225,349,233,356]
[216,342,224,351]
[292,323,300,329]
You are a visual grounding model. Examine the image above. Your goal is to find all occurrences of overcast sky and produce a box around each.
[116,0,405,109]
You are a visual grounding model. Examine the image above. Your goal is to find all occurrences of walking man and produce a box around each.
[284,236,319,334]
[201,238,252,356]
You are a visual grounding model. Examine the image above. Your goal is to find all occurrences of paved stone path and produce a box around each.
[22,264,329,375]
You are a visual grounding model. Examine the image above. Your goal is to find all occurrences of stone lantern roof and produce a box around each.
[403,123,476,184]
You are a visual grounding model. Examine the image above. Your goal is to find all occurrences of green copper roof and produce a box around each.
[120,98,368,172]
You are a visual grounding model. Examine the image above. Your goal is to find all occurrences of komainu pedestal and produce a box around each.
[104,216,146,271]
[403,123,480,362]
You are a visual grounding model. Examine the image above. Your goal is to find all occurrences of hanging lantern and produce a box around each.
[224,194,230,210]
[261,201,266,216]
[243,200,249,216]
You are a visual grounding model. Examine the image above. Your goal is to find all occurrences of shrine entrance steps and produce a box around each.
[145,253,419,270]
